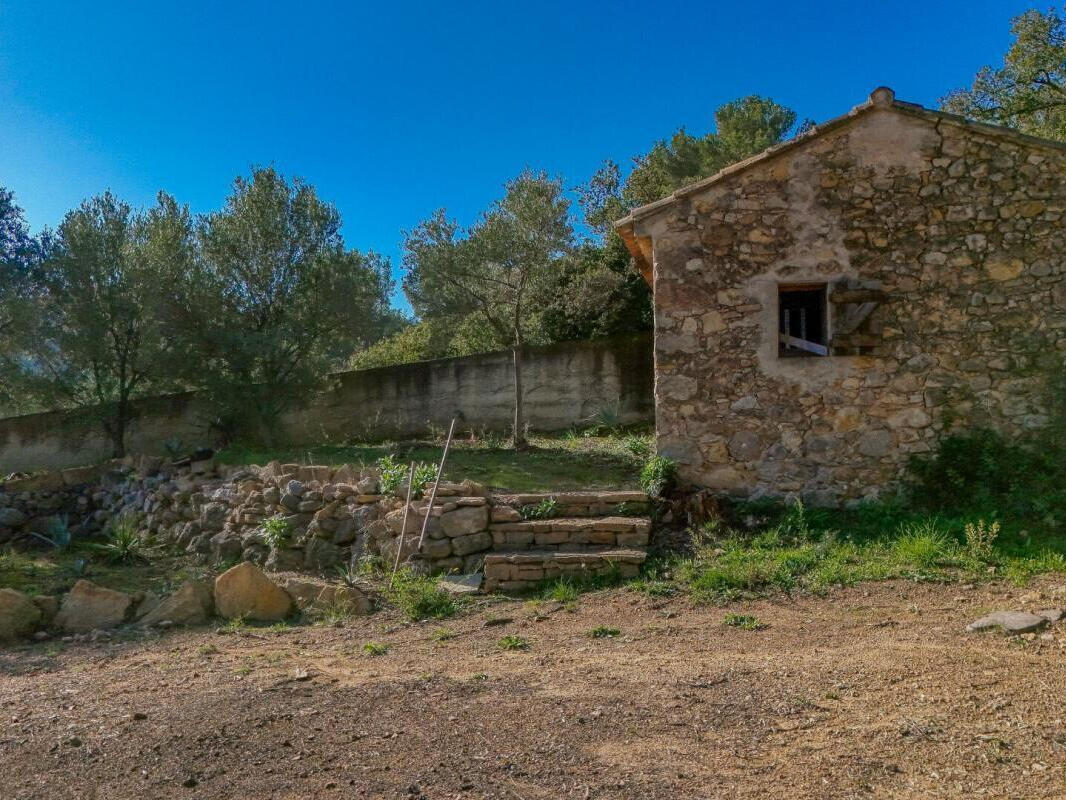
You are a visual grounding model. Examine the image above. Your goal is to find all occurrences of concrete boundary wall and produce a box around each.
[0,334,654,472]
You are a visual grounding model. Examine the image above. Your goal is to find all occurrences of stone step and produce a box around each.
[492,491,650,518]
[483,548,647,592]
[489,516,650,551]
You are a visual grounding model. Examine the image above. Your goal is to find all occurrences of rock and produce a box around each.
[303,537,343,572]
[277,576,370,615]
[966,611,1048,634]
[438,573,482,595]
[385,506,420,535]
[213,562,292,621]
[209,531,243,562]
[440,506,489,537]
[199,502,228,531]
[265,547,305,572]
[31,595,59,624]
[420,538,453,559]
[0,588,42,640]
[134,592,162,621]
[140,580,214,626]
[0,507,26,528]
[450,530,492,557]
[55,580,134,633]
[355,476,379,495]
[285,479,305,497]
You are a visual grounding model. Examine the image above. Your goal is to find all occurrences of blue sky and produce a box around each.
[0,0,1037,311]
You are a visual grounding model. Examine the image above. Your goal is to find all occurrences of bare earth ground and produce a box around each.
[2,580,1065,799]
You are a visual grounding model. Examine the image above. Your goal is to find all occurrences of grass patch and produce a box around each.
[386,569,459,621]
[431,627,458,642]
[215,428,650,492]
[722,613,767,631]
[497,634,530,651]
[362,642,388,656]
[669,497,1066,604]
[589,625,621,638]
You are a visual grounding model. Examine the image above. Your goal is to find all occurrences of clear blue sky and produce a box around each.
[0,0,1036,311]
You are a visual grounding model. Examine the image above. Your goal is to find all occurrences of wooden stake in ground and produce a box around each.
[416,418,456,553]
[389,461,417,586]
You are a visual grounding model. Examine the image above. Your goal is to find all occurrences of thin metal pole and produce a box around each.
[415,418,456,553]
[389,461,417,586]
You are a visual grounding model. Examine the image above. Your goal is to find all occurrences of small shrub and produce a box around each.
[589,625,620,638]
[964,518,1000,562]
[723,613,767,631]
[620,434,652,459]
[334,562,361,587]
[522,497,558,520]
[363,641,388,656]
[387,568,458,621]
[95,517,149,563]
[411,463,439,497]
[892,523,953,570]
[640,456,677,498]
[261,515,290,549]
[432,627,457,642]
[27,516,72,552]
[543,578,579,604]
[583,405,622,435]
[497,634,529,651]
[162,437,184,459]
[308,600,356,626]
[377,455,408,494]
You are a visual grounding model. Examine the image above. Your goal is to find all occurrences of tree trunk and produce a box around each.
[512,345,527,450]
[108,402,127,458]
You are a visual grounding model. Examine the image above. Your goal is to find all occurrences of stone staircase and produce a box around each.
[483,491,653,592]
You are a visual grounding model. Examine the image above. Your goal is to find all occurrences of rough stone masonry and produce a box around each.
[615,87,1066,505]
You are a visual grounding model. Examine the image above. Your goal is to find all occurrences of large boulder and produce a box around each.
[139,580,214,626]
[213,562,292,621]
[440,506,489,537]
[0,508,26,528]
[277,576,370,615]
[55,580,134,633]
[0,588,42,641]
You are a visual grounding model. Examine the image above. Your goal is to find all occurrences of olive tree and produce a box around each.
[403,170,573,448]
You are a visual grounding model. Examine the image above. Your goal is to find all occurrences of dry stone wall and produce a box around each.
[635,99,1066,504]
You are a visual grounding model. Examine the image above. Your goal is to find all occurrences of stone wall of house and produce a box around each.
[0,334,653,473]
[638,102,1066,504]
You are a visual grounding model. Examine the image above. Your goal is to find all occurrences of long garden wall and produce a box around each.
[0,334,653,472]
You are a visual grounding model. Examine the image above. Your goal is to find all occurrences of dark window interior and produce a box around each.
[778,284,828,357]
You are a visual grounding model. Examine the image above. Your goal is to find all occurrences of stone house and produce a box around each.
[615,87,1066,505]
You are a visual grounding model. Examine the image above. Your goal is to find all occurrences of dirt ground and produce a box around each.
[2,579,1065,800]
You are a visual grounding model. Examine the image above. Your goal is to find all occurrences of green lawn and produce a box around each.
[216,429,651,492]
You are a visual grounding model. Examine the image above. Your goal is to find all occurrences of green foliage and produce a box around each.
[620,435,652,459]
[497,634,529,651]
[589,625,621,638]
[167,166,396,443]
[260,515,290,549]
[26,516,72,552]
[722,613,767,631]
[942,8,1066,141]
[377,455,438,498]
[377,454,407,494]
[640,455,677,498]
[95,517,149,563]
[964,519,1001,563]
[906,427,1066,522]
[386,568,458,621]
[412,462,439,496]
[544,577,579,604]
[521,497,558,520]
[891,522,953,570]
[431,627,457,642]
[403,170,574,447]
[363,641,388,656]
[0,192,185,454]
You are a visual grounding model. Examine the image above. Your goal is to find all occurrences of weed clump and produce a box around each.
[387,569,458,621]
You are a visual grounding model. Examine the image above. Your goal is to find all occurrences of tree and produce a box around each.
[0,187,36,338]
[0,192,184,455]
[581,95,804,233]
[942,7,1066,141]
[170,166,395,442]
[403,170,574,448]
